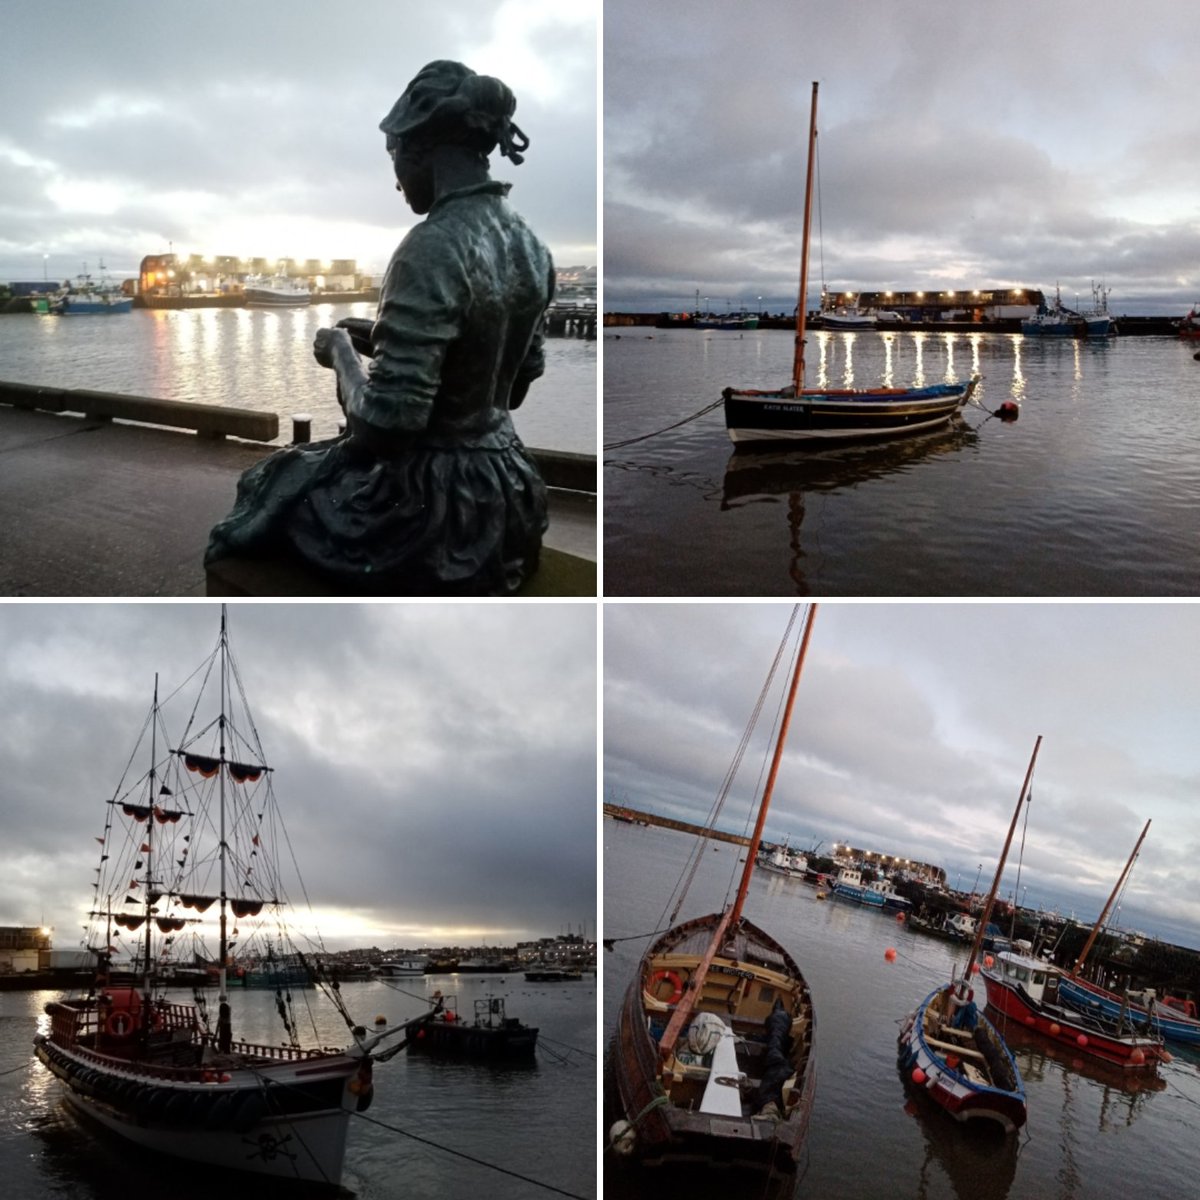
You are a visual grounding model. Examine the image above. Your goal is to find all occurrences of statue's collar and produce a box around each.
[431,181,511,211]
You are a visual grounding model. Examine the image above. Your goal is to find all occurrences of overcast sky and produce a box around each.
[2,1,596,284]
[605,603,1200,949]
[0,603,596,954]
[605,1,1200,316]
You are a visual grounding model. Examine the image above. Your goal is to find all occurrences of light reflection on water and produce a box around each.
[0,306,594,453]
[604,327,1200,595]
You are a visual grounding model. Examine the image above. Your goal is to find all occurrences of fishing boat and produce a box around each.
[607,606,818,1175]
[49,266,133,315]
[897,738,1041,1132]
[409,996,538,1060]
[757,842,808,880]
[376,955,429,977]
[718,310,761,331]
[32,608,438,1185]
[981,818,1168,1071]
[874,877,912,913]
[721,83,978,445]
[523,965,583,982]
[830,866,884,907]
[819,304,876,329]
[1056,977,1200,1047]
[243,272,311,307]
[1177,303,1200,339]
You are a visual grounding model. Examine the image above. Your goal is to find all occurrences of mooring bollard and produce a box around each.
[291,413,312,444]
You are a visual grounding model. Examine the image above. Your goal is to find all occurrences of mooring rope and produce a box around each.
[352,1109,589,1198]
[602,397,723,451]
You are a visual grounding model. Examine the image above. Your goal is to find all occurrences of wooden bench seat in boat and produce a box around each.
[924,1035,988,1063]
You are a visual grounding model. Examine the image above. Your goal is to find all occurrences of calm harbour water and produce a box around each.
[603,328,1200,595]
[0,306,595,454]
[602,821,1200,1200]
[1,971,595,1199]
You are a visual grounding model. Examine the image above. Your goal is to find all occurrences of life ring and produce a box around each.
[649,970,684,1005]
[106,1009,139,1038]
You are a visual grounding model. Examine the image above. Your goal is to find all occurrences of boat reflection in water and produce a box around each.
[720,426,976,592]
[899,1073,1020,1200]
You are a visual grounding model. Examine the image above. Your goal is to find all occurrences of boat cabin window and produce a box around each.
[1004,962,1030,982]
[1032,971,1046,986]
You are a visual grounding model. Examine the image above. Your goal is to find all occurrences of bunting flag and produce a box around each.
[135,860,143,870]
[183,753,220,778]
[159,783,173,795]
[140,843,151,853]
[251,835,260,846]
[129,880,140,889]
[95,837,105,844]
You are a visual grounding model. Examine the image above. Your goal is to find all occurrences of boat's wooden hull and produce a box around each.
[981,968,1165,1069]
[722,378,977,445]
[607,911,815,1173]
[897,985,1027,1132]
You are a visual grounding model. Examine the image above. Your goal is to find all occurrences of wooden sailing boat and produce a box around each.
[607,605,817,1174]
[722,81,979,445]
[981,818,1168,1070]
[33,608,437,1185]
[897,738,1039,1133]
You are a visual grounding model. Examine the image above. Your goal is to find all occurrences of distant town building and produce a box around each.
[0,926,52,973]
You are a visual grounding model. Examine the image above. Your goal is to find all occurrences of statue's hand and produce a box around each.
[313,327,338,368]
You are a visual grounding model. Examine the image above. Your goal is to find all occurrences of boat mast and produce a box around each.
[1070,818,1151,977]
[216,605,231,1050]
[658,604,818,1063]
[729,603,818,928]
[961,735,1042,986]
[142,673,158,994]
[792,81,819,395]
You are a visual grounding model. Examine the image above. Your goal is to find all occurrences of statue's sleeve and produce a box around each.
[510,258,555,409]
[355,225,469,434]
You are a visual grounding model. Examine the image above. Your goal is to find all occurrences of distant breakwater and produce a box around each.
[605,313,1182,336]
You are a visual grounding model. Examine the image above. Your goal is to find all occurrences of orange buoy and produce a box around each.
[1130,1048,1146,1065]
[911,1067,926,1085]
[983,955,994,968]
[884,947,897,962]
[1049,1022,1061,1037]
[1076,1034,1088,1048]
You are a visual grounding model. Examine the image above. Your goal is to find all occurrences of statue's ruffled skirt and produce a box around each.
[205,433,547,595]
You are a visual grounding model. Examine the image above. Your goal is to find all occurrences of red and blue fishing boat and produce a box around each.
[897,738,1040,1132]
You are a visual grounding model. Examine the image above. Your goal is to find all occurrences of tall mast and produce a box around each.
[962,735,1042,986]
[1070,818,1151,977]
[658,604,818,1063]
[729,603,818,928]
[217,606,229,1011]
[792,81,819,395]
[142,673,158,993]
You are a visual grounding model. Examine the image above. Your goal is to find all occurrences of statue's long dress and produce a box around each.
[206,181,555,594]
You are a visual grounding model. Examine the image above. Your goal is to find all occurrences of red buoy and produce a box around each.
[1130,1048,1146,1065]
[884,947,897,962]
[997,401,1019,420]
[1076,1034,1089,1048]
[1049,1022,1061,1037]
[911,1067,926,1085]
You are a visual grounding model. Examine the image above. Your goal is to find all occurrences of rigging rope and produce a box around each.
[660,606,801,928]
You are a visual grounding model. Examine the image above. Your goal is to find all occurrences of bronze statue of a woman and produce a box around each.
[206,60,555,594]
